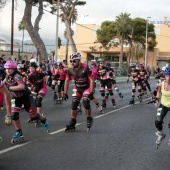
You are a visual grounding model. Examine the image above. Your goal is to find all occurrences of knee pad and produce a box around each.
[155,120,163,131]
[132,89,136,93]
[114,86,119,91]
[51,85,55,90]
[109,90,114,96]
[142,86,146,91]
[72,100,79,110]
[11,112,19,120]
[82,99,90,110]
[138,89,142,93]
[100,90,105,97]
[36,95,43,107]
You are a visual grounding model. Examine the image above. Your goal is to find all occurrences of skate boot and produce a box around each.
[112,99,116,108]
[65,118,76,132]
[155,131,166,149]
[105,93,109,100]
[56,97,63,104]
[41,116,49,133]
[96,104,104,114]
[118,92,123,99]
[139,96,142,103]
[77,104,82,115]
[87,116,93,132]
[101,103,106,109]
[53,93,58,104]
[11,130,24,144]
[129,98,135,105]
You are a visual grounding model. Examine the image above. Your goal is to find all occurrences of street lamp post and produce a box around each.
[144,16,151,67]
[55,0,60,61]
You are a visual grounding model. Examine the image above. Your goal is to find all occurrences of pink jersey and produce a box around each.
[91,66,98,79]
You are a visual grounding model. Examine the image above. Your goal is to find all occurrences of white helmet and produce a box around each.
[162,66,166,72]
[70,52,81,60]
[17,64,24,69]
[30,58,39,66]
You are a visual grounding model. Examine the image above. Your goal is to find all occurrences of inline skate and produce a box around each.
[40,114,49,133]
[11,130,24,144]
[56,97,63,104]
[53,93,58,104]
[118,92,124,99]
[77,103,82,115]
[155,131,166,149]
[96,104,104,114]
[87,116,93,132]
[112,99,116,108]
[65,118,76,132]
[129,98,135,105]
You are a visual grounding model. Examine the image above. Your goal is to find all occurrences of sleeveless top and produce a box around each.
[161,81,170,107]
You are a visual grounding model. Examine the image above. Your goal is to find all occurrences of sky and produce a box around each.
[0,0,170,45]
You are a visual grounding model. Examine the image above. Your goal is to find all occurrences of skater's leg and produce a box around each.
[35,94,44,114]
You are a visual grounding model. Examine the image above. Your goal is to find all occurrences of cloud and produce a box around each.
[0,0,170,43]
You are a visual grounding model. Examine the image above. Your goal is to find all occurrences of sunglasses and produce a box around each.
[70,60,77,63]
[100,63,103,64]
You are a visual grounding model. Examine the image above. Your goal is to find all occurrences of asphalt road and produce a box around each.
[0,79,170,170]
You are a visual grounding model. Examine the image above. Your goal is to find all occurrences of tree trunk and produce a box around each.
[65,20,77,52]
[119,38,124,68]
[65,38,69,61]
[22,0,47,61]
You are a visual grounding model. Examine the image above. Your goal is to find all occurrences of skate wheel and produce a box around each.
[87,128,90,132]
[156,144,159,149]
[11,136,24,144]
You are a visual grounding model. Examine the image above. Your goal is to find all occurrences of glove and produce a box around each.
[63,94,69,101]
[88,92,94,100]
[126,79,129,84]
[5,115,12,126]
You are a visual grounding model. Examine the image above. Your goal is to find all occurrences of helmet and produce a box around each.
[57,61,62,66]
[97,58,104,64]
[17,64,24,69]
[162,66,166,72]
[70,52,81,60]
[4,60,17,69]
[106,63,111,67]
[30,58,37,63]
[164,66,170,75]
[139,63,144,67]
[130,63,136,67]
[29,62,37,68]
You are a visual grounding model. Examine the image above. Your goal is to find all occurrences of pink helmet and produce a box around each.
[4,60,17,69]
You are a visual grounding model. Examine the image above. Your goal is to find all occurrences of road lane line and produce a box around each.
[0,98,151,154]
[0,141,32,155]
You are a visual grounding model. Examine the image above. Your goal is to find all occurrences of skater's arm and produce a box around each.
[155,82,162,106]
[64,77,70,94]
[1,85,11,116]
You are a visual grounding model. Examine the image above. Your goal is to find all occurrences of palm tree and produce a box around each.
[60,4,78,55]
[115,12,132,67]
[64,28,74,61]
[18,21,25,52]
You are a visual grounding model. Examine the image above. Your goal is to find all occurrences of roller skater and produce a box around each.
[3,60,49,144]
[127,63,142,105]
[64,52,94,132]
[65,118,76,132]
[97,59,116,109]
[154,66,170,149]
[106,63,123,99]
[87,116,93,132]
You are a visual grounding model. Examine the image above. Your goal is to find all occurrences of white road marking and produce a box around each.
[0,98,151,154]
[0,141,32,155]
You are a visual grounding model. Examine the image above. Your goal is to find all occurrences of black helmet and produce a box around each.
[29,62,37,68]
[106,63,111,67]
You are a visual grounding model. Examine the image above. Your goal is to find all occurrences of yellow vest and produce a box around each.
[161,81,170,107]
